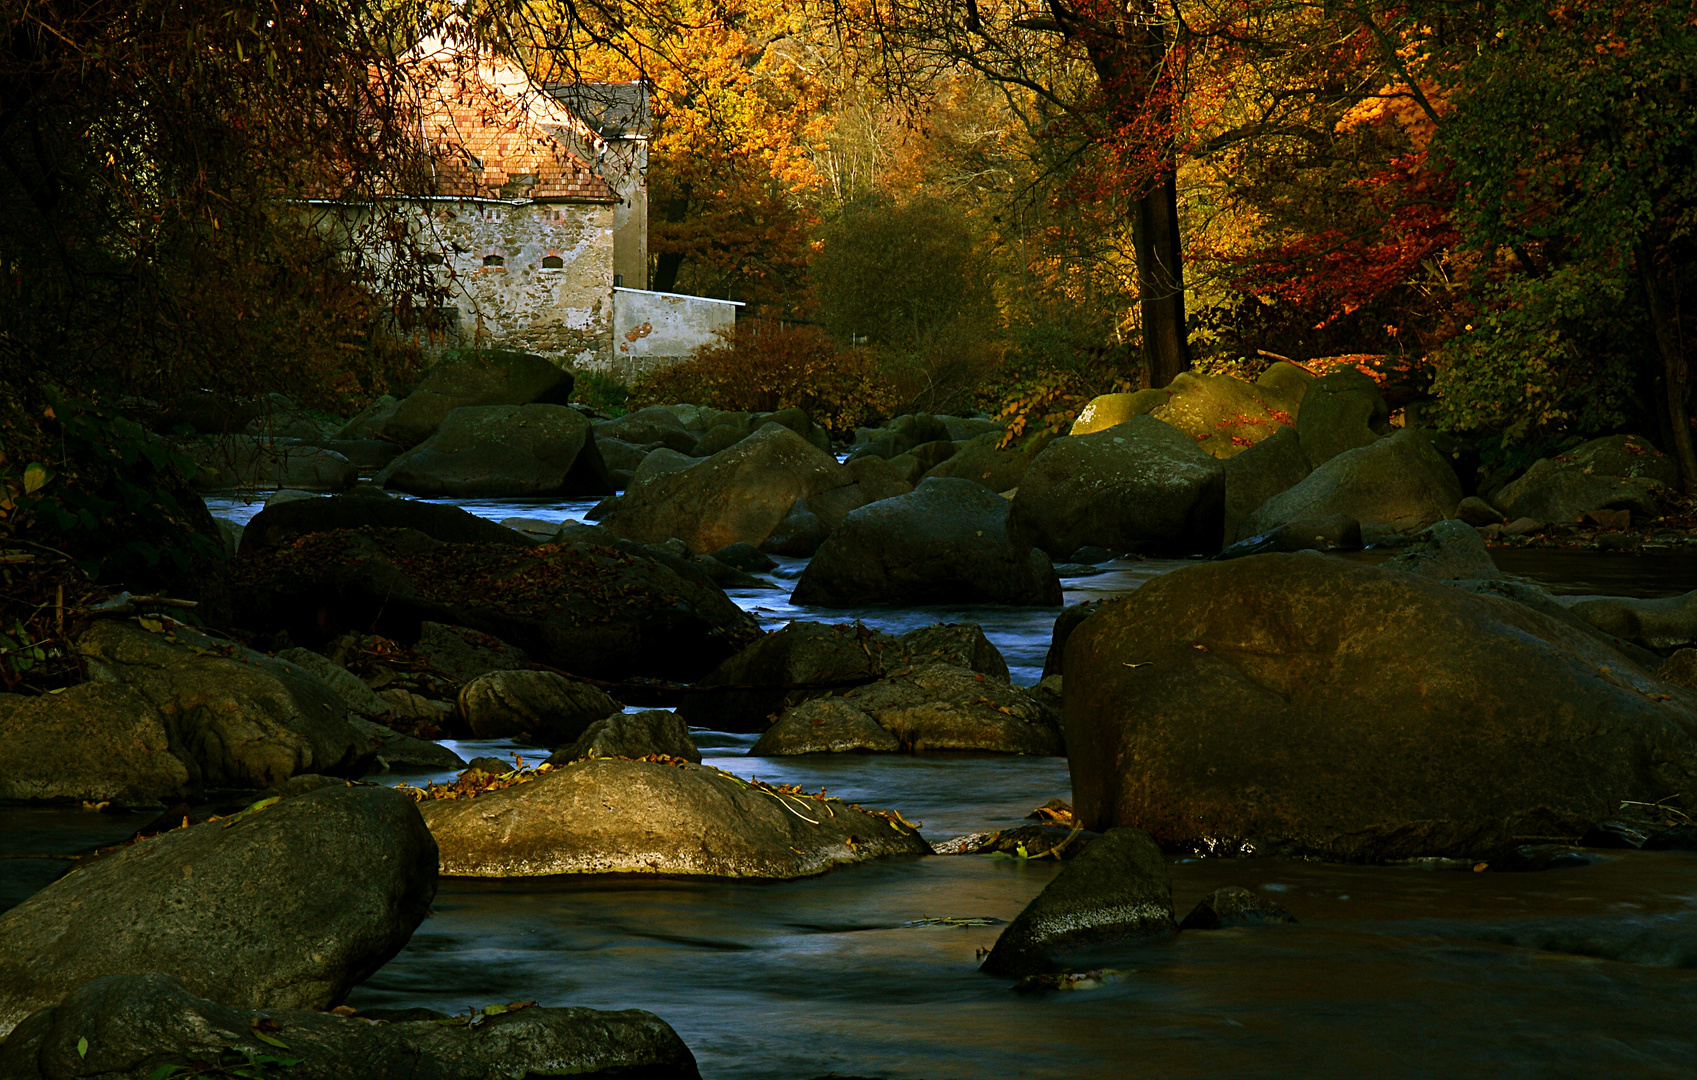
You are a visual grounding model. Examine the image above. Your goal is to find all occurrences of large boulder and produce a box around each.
[377,404,612,498]
[184,437,356,493]
[791,478,1062,607]
[1494,435,1679,524]
[1221,426,1312,544]
[1381,519,1501,581]
[979,827,1176,976]
[751,664,1063,756]
[601,424,852,554]
[335,394,400,440]
[922,430,1054,493]
[0,784,437,1037]
[412,622,535,684]
[548,710,702,764]
[382,350,573,447]
[595,406,700,454]
[1008,416,1226,557]
[5,621,378,801]
[415,758,930,878]
[0,973,700,1080]
[234,531,760,683]
[240,495,533,556]
[1295,367,1390,465]
[1132,370,1304,459]
[848,413,952,460]
[1559,591,1697,652]
[457,669,619,744]
[1237,428,1462,543]
[1064,554,1697,862]
[677,620,1008,733]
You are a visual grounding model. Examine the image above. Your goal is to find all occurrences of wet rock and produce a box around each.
[234,532,758,682]
[602,424,852,554]
[1445,579,1663,669]
[1218,513,1362,559]
[795,477,1062,607]
[933,823,1095,859]
[1382,519,1500,581]
[0,682,193,806]
[0,973,700,1080]
[1221,426,1313,546]
[1237,429,1462,544]
[382,350,574,447]
[1063,554,1697,862]
[417,758,930,878]
[1658,649,1697,691]
[359,722,467,771]
[1178,886,1297,930]
[1042,601,1102,680]
[759,497,832,556]
[1494,435,1678,523]
[1559,591,1697,652]
[548,710,702,764]
[1009,416,1226,558]
[1579,820,1649,849]
[314,438,404,470]
[464,756,513,777]
[1641,825,1697,851]
[458,670,619,744]
[752,664,1063,756]
[1295,368,1390,465]
[240,495,532,556]
[0,785,437,1037]
[184,437,357,493]
[278,647,391,716]
[1472,913,1697,968]
[378,403,612,498]
[898,623,1011,681]
[979,828,1177,976]
[1457,495,1507,527]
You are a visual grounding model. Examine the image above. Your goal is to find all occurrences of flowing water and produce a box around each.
[7,493,1696,1077]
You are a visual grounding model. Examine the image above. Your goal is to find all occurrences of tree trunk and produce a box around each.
[1635,244,1697,489]
[1134,170,1190,387]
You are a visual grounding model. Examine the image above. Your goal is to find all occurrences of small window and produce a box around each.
[482,254,505,267]
[613,273,624,287]
[542,255,563,269]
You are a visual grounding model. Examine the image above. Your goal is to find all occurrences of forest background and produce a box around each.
[0,0,1694,590]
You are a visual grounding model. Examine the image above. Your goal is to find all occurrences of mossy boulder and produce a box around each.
[378,403,612,498]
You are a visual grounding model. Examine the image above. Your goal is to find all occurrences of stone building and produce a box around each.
[311,44,736,381]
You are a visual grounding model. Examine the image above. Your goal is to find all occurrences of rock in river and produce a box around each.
[378,403,613,498]
[0,784,438,1038]
[1062,554,1697,862]
[548,710,703,764]
[0,973,700,1080]
[457,669,619,744]
[980,827,1177,977]
[792,477,1062,607]
[380,349,574,447]
[1237,428,1462,543]
[415,758,930,878]
[1494,434,1678,524]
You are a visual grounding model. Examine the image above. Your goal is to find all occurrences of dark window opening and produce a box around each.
[613,273,624,287]
[542,255,564,269]
[483,254,505,267]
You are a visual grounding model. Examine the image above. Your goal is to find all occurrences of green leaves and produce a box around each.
[76,1036,89,1059]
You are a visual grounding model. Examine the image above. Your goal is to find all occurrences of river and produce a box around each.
[5,492,1695,1078]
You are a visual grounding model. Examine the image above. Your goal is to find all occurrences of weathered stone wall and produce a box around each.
[605,287,742,384]
[413,199,617,369]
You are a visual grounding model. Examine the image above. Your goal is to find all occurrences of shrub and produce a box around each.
[978,321,1141,448]
[634,320,897,438]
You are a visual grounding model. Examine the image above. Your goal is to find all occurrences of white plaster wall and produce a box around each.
[608,287,741,383]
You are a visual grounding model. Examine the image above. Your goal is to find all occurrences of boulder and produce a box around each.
[1068,389,1166,435]
[1217,512,1362,558]
[233,531,760,682]
[351,719,468,771]
[922,430,1053,493]
[1064,554,1697,862]
[1221,426,1312,544]
[548,710,702,764]
[1457,495,1508,526]
[792,478,1062,607]
[842,455,915,502]
[1381,519,1501,580]
[240,496,532,556]
[56,621,376,796]
[596,436,650,480]
[278,647,391,716]
[457,670,619,744]
[0,683,193,806]
[0,974,700,1080]
[415,758,930,878]
[1559,591,1697,652]
[313,438,403,470]
[335,394,400,440]
[1237,429,1462,543]
[1660,649,1697,692]
[751,664,1063,756]
[1494,435,1679,524]
[411,622,534,684]
[1137,371,1305,459]
[678,620,1008,733]
[1178,886,1297,930]
[979,828,1176,976]
[377,404,612,498]
[383,351,573,447]
[1042,601,1102,680]
[1295,368,1390,465]
[1008,416,1226,557]
[709,542,777,574]
[630,446,698,486]
[601,424,852,554]
[184,437,356,493]
[941,415,1004,441]
[594,406,699,453]
[848,413,951,460]
[0,785,437,1037]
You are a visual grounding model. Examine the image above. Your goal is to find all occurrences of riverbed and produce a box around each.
[6,493,1696,1078]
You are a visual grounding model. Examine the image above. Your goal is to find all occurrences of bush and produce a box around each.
[977,321,1141,448]
[634,320,897,438]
